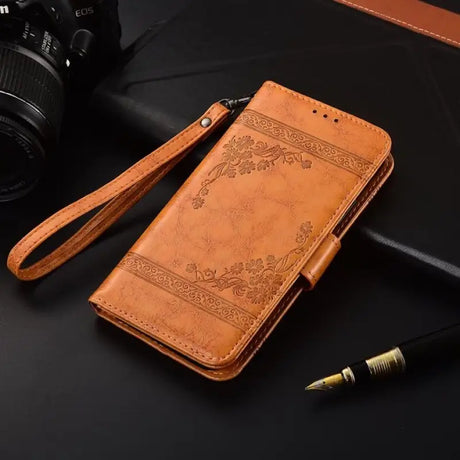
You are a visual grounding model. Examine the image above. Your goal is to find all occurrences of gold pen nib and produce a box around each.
[305,372,345,391]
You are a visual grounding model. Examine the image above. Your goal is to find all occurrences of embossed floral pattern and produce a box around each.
[236,109,372,177]
[186,221,313,304]
[120,255,256,331]
[245,258,264,274]
[192,135,312,209]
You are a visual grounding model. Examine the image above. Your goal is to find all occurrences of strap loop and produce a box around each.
[7,102,230,280]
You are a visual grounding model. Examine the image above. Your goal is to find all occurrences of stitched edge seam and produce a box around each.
[92,284,300,372]
[334,156,393,236]
[337,0,460,47]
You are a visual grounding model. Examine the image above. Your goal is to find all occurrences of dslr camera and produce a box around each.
[0,0,121,201]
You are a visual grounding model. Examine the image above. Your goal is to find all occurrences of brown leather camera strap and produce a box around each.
[7,102,230,280]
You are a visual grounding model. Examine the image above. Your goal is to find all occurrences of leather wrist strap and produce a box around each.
[7,102,230,281]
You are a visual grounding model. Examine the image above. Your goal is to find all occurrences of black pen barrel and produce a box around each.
[400,323,460,368]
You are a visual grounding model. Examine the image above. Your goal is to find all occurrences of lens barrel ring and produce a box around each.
[0,114,45,201]
[0,43,64,134]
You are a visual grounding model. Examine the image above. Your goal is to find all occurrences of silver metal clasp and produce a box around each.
[219,92,255,114]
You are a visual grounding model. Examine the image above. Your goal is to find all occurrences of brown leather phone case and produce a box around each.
[87,81,393,380]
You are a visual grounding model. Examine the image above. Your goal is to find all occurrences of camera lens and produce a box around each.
[0,115,45,201]
[0,17,65,201]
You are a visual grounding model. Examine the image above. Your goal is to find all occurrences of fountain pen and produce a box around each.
[306,322,460,391]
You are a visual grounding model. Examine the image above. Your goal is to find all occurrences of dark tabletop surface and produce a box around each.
[1,1,459,459]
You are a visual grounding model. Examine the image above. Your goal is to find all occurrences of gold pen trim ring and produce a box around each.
[365,346,406,378]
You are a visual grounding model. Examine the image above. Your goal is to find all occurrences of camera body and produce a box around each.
[0,0,121,80]
[0,0,121,201]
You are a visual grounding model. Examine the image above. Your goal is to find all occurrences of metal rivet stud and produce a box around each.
[200,117,212,128]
